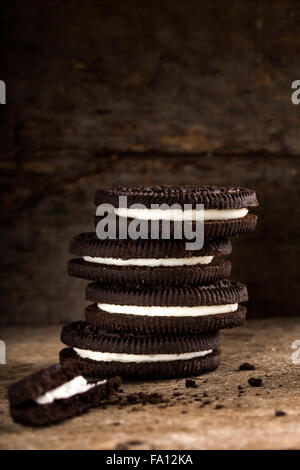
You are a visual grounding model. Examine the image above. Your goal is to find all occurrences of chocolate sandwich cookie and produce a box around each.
[8,364,120,427]
[94,185,258,239]
[68,233,232,286]
[84,280,248,333]
[60,321,221,380]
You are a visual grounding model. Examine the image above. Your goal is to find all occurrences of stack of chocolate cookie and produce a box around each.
[61,186,258,380]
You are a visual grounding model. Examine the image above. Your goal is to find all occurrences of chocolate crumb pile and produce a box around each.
[125,392,165,405]
[108,391,167,408]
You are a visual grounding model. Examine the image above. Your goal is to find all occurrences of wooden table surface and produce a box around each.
[1,318,300,450]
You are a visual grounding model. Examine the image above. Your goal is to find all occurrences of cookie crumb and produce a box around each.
[248,377,263,387]
[127,440,143,446]
[275,410,286,417]
[239,362,256,371]
[115,443,129,450]
[203,399,211,405]
[185,379,198,388]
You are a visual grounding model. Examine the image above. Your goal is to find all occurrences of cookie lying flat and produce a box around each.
[94,185,258,238]
[8,364,120,427]
[68,233,231,286]
[84,280,248,333]
[60,321,221,380]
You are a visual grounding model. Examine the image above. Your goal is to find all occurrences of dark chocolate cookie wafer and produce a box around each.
[60,321,221,380]
[85,303,246,334]
[8,364,120,427]
[69,258,231,287]
[68,233,231,286]
[86,279,248,306]
[94,214,257,240]
[95,185,258,209]
[61,321,220,354]
[203,214,257,238]
[70,233,232,258]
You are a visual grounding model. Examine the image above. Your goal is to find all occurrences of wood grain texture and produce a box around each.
[1,0,300,157]
[1,319,300,450]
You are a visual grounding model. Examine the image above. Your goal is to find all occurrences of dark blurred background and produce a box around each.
[1,0,300,326]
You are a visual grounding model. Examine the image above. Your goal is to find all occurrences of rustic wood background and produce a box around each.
[1,0,300,325]
[2,319,300,450]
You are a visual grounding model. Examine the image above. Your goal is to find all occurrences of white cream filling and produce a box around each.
[74,348,212,363]
[98,303,238,317]
[83,255,213,267]
[35,376,106,405]
[114,207,248,221]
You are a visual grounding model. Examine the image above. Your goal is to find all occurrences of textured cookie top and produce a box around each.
[85,303,246,334]
[61,321,221,354]
[8,364,81,406]
[95,185,258,209]
[86,279,248,306]
[70,232,232,258]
